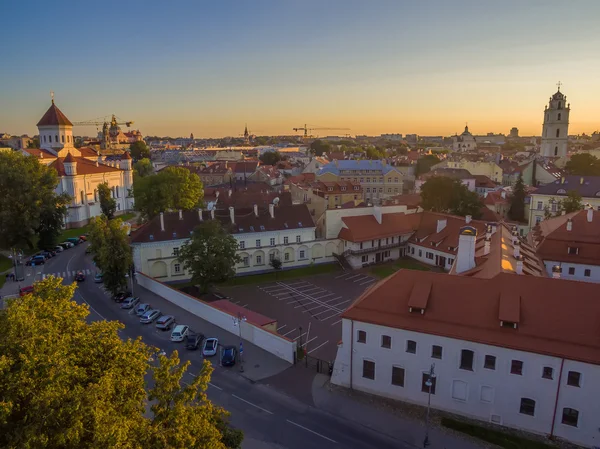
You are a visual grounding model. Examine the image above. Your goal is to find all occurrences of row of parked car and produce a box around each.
[25,236,87,266]
[112,292,237,365]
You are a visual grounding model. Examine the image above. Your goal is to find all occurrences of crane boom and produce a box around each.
[293,123,351,139]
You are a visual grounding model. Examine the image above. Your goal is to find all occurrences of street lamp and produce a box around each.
[125,269,136,296]
[423,363,436,448]
[232,312,247,372]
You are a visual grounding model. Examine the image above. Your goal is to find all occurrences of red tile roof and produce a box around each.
[50,156,123,176]
[23,148,56,159]
[483,190,509,206]
[343,270,600,365]
[36,102,73,127]
[338,212,421,242]
[473,175,497,188]
[79,147,99,158]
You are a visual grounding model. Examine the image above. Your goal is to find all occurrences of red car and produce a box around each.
[79,235,87,242]
[75,271,86,282]
[19,286,34,296]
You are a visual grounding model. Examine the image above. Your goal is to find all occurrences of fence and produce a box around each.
[305,354,333,375]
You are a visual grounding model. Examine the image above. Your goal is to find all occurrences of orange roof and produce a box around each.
[338,212,421,242]
[79,146,99,158]
[484,190,509,205]
[343,270,600,365]
[23,148,56,159]
[50,156,123,176]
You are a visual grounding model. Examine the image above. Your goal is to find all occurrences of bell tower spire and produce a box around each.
[541,83,570,158]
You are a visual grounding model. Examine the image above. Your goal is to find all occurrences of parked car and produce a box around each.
[54,245,64,253]
[121,296,140,309]
[202,337,219,357]
[66,237,82,245]
[75,271,86,282]
[41,250,55,259]
[113,291,131,303]
[60,242,74,249]
[79,235,87,242]
[170,325,190,342]
[135,303,151,316]
[26,255,45,266]
[221,345,237,367]
[140,309,161,324]
[19,286,34,296]
[155,315,175,331]
[94,273,103,283]
[185,332,204,350]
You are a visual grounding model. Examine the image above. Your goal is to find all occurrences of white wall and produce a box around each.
[136,273,297,363]
[332,319,600,448]
[543,261,600,284]
[408,243,455,270]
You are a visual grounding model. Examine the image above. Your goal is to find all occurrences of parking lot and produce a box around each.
[219,271,379,361]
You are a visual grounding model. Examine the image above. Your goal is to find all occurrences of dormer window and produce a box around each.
[568,247,579,255]
[260,225,265,231]
[328,187,333,192]
[501,321,517,329]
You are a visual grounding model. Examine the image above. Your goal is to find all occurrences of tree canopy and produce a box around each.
[0,151,70,249]
[309,139,331,156]
[133,166,203,220]
[178,220,240,293]
[365,146,386,160]
[130,140,150,160]
[259,151,282,166]
[421,176,483,219]
[508,174,526,222]
[97,181,117,219]
[565,153,600,176]
[561,190,584,214]
[134,158,154,177]
[0,277,242,449]
[414,154,440,176]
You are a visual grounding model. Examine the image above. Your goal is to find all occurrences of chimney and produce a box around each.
[228,189,232,198]
[566,218,572,231]
[484,236,491,255]
[198,208,203,221]
[436,219,447,233]
[515,255,523,275]
[269,203,275,218]
[513,239,520,258]
[254,204,259,217]
[373,205,383,224]
[160,212,164,232]
[501,191,506,199]
[229,206,235,224]
[511,230,519,246]
[485,224,492,240]
[216,191,220,198]
[580,177,584,185]
[95,160,99,167]
[210,209,215,220]
[456,226,477,274]
[552,265,562,279]
[179,209,183,220]
[465,215,472,224]
[587,205,593,222]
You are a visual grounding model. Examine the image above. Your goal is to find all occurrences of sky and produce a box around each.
[1,0,600,138]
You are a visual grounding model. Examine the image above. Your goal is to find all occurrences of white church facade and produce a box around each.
[541,85,570,158]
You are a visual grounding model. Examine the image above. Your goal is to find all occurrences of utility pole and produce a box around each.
[423,363,436,448]
[233,313,247,372]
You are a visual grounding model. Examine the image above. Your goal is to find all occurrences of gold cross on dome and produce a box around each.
[50,90,54,103]
[556,81,562,90]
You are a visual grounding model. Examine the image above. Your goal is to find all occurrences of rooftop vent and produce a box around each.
[250,226,255,232]
[172,232,177,239]
[149,235,154,241]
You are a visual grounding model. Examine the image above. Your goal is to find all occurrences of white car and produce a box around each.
[54,246,64,253]
[170,325,189,342]
[202,337,219,357]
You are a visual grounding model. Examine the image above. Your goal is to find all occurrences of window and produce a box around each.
[511,360,523,375]
[388,188,391,193]
[519,398,536,416]
[239,241,245,249]
[284,252,289,261]
[255,255,262,265]
[243,257,249,266]
[173,247,180,256]
[426,252,434,260]
[362,360,375,379]
[542,367,554,379]
[394,177,398,183]
[568,267,575,275]
[391,367,405,387]
[554,146,558,156]
[43,135,46,143]
[269,253,276,262]
[394,188,399,193]
[480,386,494,403]
[551,202,557,212]
[558,113,561,120]
[556,129,560,138]
[256,239,261,248]
[379,188,383,193]
[535,215,542,224]
[270,238,275,246]
[406,340,416,354]
[299,250,305,259]
[421,372,436,394]
[55,135,58,142]
[537,201,543,210]
[381,335,391,349]
[562,408,579,427]
[283,236,289,244]
[568,246,578,255]
[584,269,591,277]
[366,187,371,193]
[174,263,181,273]
[460,350,474,371]
[418,250,422,257]
[567,371,581,387]
[361,255,368,263]
[61,135,65,143]
[432,345,443,359]
[296,235,301,243]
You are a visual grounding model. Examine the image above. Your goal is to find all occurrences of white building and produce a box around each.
[541,86,570,158]
[452,126,477,152]
[332,222,600,448]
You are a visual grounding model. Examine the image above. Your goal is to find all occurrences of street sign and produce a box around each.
[239,342,244,355]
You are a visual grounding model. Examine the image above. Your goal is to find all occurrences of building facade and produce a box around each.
[452,126,477,152]
[541,87,570,158]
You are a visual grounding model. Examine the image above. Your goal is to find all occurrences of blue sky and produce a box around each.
[2,0,600,137]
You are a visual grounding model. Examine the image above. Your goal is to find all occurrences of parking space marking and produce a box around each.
[359,278,377,286]
[344,274,364,281]
[241,304,248,308]
[285,281,312,287]
[303,336,319,347]
[308,340,330,354]
[277,324,287,331]
[312,308,339,318]
[310,292,335,299]
[301,304,327,313]
[277,282,344,313]
[330,319,343,326]
[293,332,307,341]
[335,272,354,279]
[232,394,273,415]
[320,296,343,304]
[319,311,342,322]
[282,328,297,337]
[352,276,370,283]
[329,299,352,307]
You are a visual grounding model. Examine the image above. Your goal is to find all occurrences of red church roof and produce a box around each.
[36,101,73,127]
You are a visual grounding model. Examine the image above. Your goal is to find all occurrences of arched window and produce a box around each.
[555,147,558,156]
[43,135,46,143]
[556,129,560,138]
[55,135,58,142]
[61,135,65,143]
[80,191,84,204]
[558,102,562,109]
[557,113,561,121]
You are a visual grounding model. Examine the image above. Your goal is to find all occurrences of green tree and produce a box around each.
[97,181,117,219]
[130,140,150,160]
[27,137,40,149]
[415,154,440,176]
[178,220,241,293]
[508,174,526,222]
[134,157,154,177]
[0,151,70,249]
[88,216,132,295]
[0,276,242,449]
[561,190,584,213]
[365,146,385,159]
[259,151,282,166]
[270,257,282,280]
[133,166,203,220]
[421,176,483,219]
[37,192,70,250]
[565,153,600,176]
[310,139,331,156]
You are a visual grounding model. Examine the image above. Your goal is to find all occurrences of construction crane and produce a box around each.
[293,124,350,139]
[72,114,134,130]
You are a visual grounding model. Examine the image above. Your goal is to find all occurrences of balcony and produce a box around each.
[347,241,406,256]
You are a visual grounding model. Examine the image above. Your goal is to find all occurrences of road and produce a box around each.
[38,243,412,449]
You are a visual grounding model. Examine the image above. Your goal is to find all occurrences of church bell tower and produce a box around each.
[541,82,570,158]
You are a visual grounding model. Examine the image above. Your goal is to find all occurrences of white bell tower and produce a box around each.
[541,82,570,158]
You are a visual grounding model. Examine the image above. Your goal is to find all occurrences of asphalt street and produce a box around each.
[38,243,412,449]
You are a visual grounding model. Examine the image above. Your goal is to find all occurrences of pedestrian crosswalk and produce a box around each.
[42,268,93,279]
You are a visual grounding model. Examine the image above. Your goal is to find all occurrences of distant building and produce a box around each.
[433,160,503,183]
[509,127,519,138]
[541,86,570,158]
[452,126,477,152]
[380,133,403,141]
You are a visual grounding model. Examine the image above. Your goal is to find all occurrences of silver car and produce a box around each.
[140,309,161,324]
[121,296,140,309]
[155,315,175,331]
[135,303,151,316]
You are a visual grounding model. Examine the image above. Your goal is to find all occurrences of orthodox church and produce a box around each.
[452,125,477,152]
[24,99,134,228]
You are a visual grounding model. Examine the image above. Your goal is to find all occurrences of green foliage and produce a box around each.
[561,190,584,214]
[133,166,204,220]
[365,146,386,159]
[130,140,150,160]
[88,216,132,295]
[179,220,241,293]
[37,192,70,250]
[0,151,70,249]
[97,181,117,219]
[0,277,241,449]
[565,153,600,176]
[415,154,440,176]
[421,176,483,219]
[134,158,154,177]
[508,174,526,222]
[270,257,282,279]
[259,151,282,166]
[27,137,40,149]
[310,139,331,156]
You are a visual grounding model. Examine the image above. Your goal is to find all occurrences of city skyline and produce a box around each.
[2,0,600,138]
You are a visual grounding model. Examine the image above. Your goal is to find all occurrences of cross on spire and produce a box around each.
[50,90,54,104]
[556,81,562,91]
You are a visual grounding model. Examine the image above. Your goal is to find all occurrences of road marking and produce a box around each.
[352,276,369,282]
[319,311,341,322]
[320,296,343,304]
[308,340,330,354]
[310,292,335,299]
[294,302,316,309]
[86,268,91,275]
[359,278,376,286]
[286,420,337,443]
[233,301,241,304]
[293,332,307,341]
[301,304,326,313]
[330,319,343,326]
[335,272,352,279]
[303,336,318,347]
[76,290,107,321]
[301,287,322,292]
[277,282,344,313]
[344,274,363,281]
[312,308,338,317]
[285,281,311,286]
[232,394,273,414]
[42,274,47,279]
[277,324,287,331]
[186,373,223,390]
[241,304,248,308]
[282,328,297,337]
